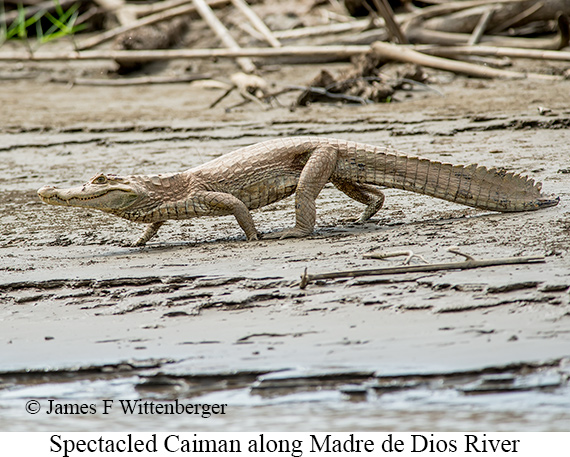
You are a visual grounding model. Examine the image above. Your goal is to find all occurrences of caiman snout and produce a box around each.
[37,185,57,199]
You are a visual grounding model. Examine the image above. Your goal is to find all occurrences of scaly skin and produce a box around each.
[37,137,559,246]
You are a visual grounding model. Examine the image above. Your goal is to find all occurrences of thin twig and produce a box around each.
[371,0,408,44]
[131,0,194,18]
[364,250,428,264]
[209,86,235,108]
[286,84,372,104]
[299,253,545,289]
[467,5,495,46]
[192,0,256,73]
[230,0,281,48]
[273,18,379,40]
[404,0,522,24]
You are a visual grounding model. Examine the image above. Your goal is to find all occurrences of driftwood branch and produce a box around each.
[0,45,370,62]
[192,0,256,73]
[52,73,212,86]
[299,253,545,289]
[370,41,563,80]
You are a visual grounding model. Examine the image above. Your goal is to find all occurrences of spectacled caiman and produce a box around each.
[37,137,559,246]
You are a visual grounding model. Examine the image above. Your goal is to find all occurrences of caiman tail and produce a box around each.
[341,142,559,212]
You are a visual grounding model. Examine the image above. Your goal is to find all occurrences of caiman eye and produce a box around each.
[94,175,107,184]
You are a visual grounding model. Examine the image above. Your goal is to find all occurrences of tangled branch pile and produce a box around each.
[1,0,569,107]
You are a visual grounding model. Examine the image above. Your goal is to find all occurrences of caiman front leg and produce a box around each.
[265,144,338,239]
[193,191,260,241]
[134,221,165,247]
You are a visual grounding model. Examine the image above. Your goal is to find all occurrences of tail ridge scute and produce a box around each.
[379,153,558,212]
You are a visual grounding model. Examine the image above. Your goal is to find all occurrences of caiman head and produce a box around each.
[38,173,142,220]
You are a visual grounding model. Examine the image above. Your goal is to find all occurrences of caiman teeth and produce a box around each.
[46,194,108,202]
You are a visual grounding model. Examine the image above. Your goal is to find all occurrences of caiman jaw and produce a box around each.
[38,185,123,205]
[37,174,139,213]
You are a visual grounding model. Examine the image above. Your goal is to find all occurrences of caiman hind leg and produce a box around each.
[134,221,165,247]
[332,180,385,222]
[265,144,338,239]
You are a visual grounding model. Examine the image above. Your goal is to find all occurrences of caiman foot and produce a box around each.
[133,221,164,247]
[263,228,312,240]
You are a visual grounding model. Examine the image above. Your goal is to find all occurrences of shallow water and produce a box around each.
[2,373,569,431]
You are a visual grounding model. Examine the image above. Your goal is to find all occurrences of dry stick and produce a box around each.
[370,41,563,80]
[404,0,521,24]
[420,44,570,62]
[77,0,230,50]
[0,45,370,62]
[192,0,256,73]
[230,0,281,48]
[299,255,545,289]
[371,0,408,44]
[467,6,495,46]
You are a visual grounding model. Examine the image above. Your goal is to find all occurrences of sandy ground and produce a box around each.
[0,46,570,431]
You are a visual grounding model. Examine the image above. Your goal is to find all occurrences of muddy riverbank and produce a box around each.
[1,53,570,431]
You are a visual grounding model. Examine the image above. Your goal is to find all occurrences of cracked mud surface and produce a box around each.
[1,60,570,431]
